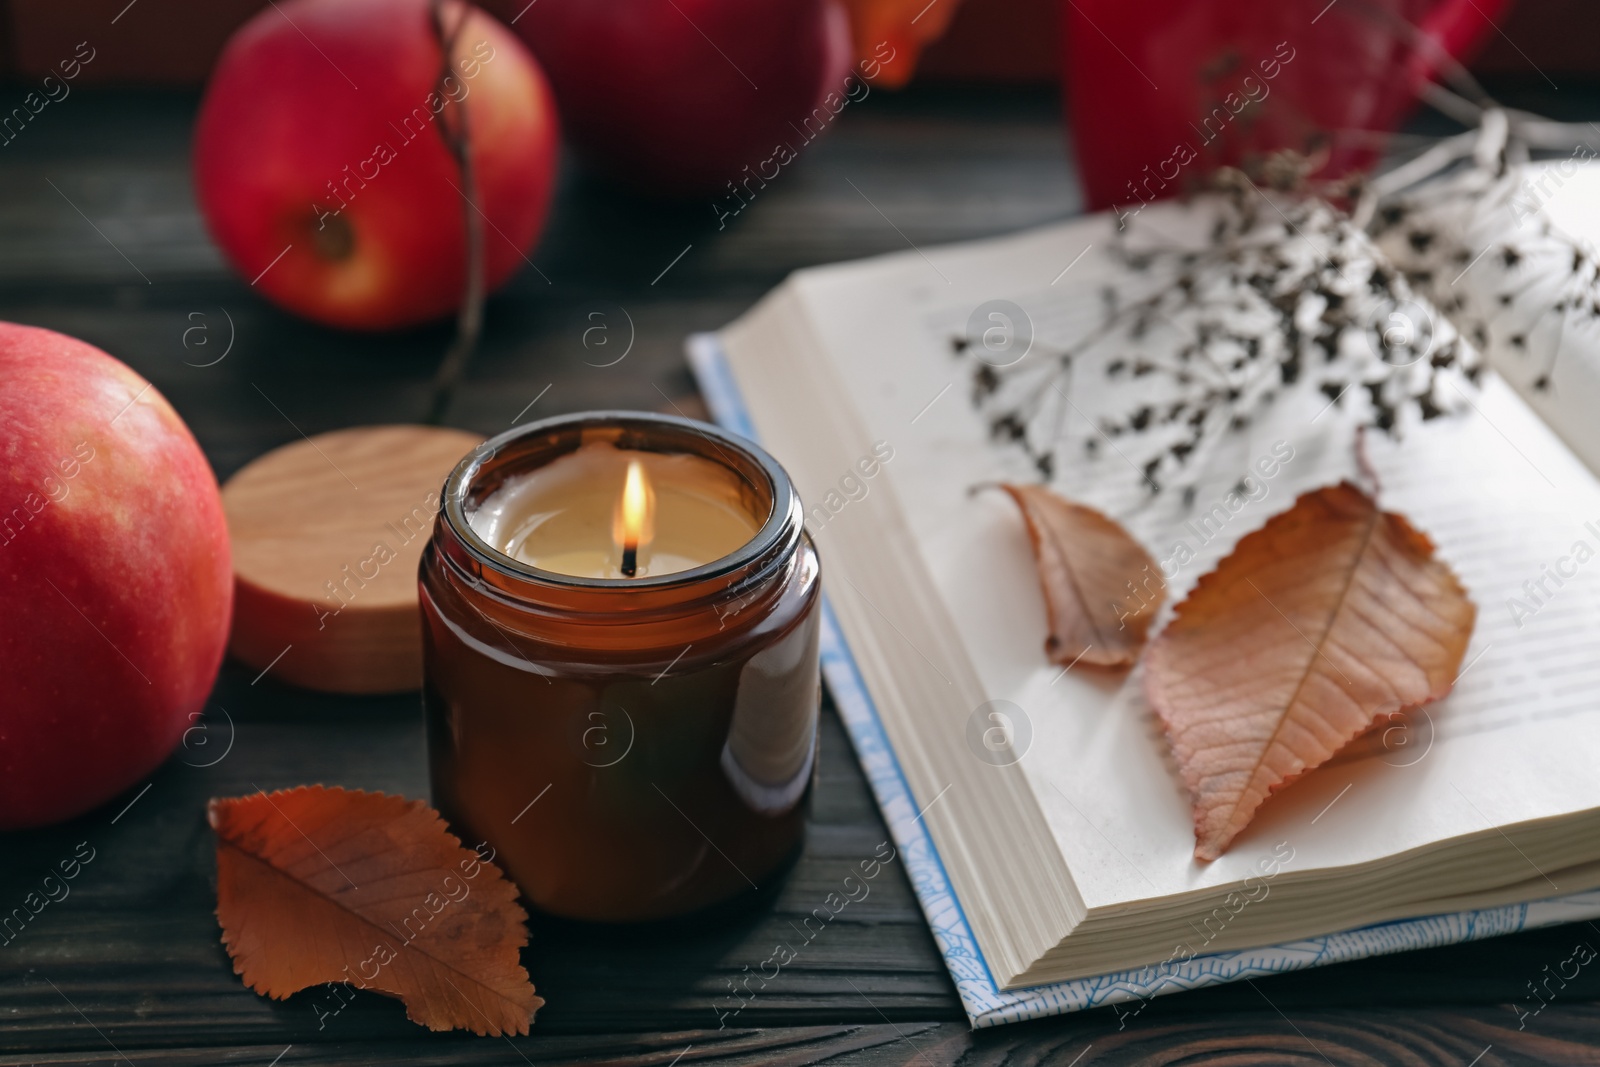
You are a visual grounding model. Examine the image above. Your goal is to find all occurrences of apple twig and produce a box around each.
[426,0,487,425]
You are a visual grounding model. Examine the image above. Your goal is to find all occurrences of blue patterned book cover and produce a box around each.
[687,330,1600,1029]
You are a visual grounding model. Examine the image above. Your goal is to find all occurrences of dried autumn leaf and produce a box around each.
[210,785,541,1035]
[1145,482,1475,861]
[840,0,963,89]
[1000,484,1164,669]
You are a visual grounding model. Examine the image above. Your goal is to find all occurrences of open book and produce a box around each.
[687,181,1600,1028]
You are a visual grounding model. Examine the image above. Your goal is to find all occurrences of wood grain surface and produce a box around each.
[2,85,1599,1066]
[222,424,481,693]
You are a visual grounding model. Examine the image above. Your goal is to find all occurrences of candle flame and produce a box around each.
[613,459,655,551]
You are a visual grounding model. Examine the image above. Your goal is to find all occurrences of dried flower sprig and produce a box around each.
[954,173,1478,499]
[1365,99,1600,397]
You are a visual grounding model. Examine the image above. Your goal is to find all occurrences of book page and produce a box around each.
[782,204,1600,914]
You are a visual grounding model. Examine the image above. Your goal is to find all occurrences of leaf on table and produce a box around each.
[999,484,1164,669]
[840,0,963,89]
[210,785,541,1035]
[1145,482,1475,861]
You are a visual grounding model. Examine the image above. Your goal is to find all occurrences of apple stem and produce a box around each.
[426,0,487,426]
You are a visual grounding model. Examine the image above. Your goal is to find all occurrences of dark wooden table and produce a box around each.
[5,84,1600,1067]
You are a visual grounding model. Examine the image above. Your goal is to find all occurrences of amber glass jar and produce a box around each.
[421,412,820,922]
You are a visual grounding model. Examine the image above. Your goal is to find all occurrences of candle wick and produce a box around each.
[621,542,638,578]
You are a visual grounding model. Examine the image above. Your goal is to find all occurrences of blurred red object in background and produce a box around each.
[1063,0,1510,213]
[509,0,851,197]
[193,0,559,329]
[3,0,1588,93]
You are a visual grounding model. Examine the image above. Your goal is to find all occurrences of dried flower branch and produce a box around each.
[1366,103,1600,397]
[955,174,1478,499]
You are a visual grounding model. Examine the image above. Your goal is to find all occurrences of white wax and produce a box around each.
[469,442,762,578]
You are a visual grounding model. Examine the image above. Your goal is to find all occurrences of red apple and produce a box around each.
[0,324,232,830]
[511,0,852,198]
[194,0,559,331]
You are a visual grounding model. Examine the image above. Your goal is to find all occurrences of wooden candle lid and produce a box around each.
[223,425,482,694]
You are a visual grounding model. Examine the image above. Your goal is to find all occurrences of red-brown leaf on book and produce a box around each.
[1000,484,1164,669]
[210,786,541,1035]
[1145,482,1476,861]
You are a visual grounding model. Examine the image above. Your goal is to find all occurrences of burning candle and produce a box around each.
[466,443,759,580]
[617,459,647,577]
[422,413,821,923]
